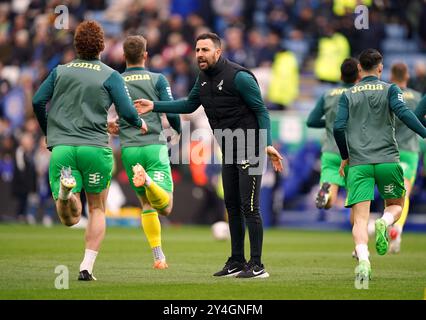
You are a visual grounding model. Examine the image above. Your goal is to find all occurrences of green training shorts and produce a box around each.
[345,162,405,207]
[399,150,419,184]
[49,145,113,200]
[320,152,346,188]
[121,144,173,196]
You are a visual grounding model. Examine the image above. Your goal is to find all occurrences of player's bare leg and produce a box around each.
[78,188,108,281]
[352,201,371,282]
[389,180,411,253]
[325,184,339,209]
[56,194,81,226]
[85,189,108,251]
[56,167,81,226]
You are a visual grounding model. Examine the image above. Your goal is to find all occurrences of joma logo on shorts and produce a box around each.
[384,184,395,194]
[88,173,101,185]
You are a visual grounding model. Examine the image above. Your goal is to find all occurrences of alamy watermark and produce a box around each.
[354,5,369,30]
[159,121,268,175]
[54,5,69,30]
[54,265,69,289]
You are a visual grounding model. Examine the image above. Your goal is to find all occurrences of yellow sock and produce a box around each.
[141,210,161,248]
[395,197,409,229]
[145,179,170,211]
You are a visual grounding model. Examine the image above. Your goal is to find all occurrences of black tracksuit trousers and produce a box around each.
[222,162,263,264]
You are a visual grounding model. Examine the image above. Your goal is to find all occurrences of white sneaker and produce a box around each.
[71,216,88,229]
[26,214,36,225]
[389,226,402,254]
[59,167,76,200]
[367,219,376,237]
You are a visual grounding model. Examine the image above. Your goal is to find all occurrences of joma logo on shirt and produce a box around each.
[351,83,384,93]
[67,62,101,71]
[88,173,101,185]
[123,74,151,82]
[329,88,348,96]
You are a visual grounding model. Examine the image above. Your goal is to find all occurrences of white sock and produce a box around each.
[394,224,402,237]
[145,174,152,187]
[381,211,395,227]
[58,186,72,200]
[79,249,98,274]
[355,244,370,262]
[152,246,165,261]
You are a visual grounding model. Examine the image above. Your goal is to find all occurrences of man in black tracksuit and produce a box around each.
[135,33,283,278]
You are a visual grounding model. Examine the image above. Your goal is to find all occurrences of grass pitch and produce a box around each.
[0,224,425,300]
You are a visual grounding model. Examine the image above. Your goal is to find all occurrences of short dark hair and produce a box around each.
[359,48,383,71]
[196,32,221,48]
[74,20,105,60]
[391,62,408,82]
[123,35,147,65]
[341,58,359,84]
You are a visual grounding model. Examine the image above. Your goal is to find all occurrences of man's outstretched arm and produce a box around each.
[135,77,202,115]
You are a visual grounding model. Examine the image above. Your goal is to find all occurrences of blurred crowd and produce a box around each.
[1,0,426,224]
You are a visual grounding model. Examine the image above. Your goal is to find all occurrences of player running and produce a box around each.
[307,58,360,210]
[32,21,147,281]
[333,49,426,284]
[108,35,181,269]
[388,63,423,253]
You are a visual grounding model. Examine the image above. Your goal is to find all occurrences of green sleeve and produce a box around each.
[154,77,201,114]
[166,114,181,134]
[156,74,174,101]
[306,95,326,128]
[388,84,426,138]
[415,95,426,126]
[234,71,272,146]
[333,94,349,160]
[155,74,181,134]
[32,68,56,135]
[104,71,142,129]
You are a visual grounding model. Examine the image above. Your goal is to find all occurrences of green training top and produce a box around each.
[334,76,426,165]
[152,71,273,146]
[395,88,422,152]
[33,58,142,148]
[415,94,426,127]
[119,67,181,147]
[307,83,353,154]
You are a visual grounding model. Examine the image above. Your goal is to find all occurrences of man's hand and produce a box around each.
[339,159,349,177]
[140,119,148,135]
[134,99,154,114]
[107,117,120,135]
[266,146,284,172]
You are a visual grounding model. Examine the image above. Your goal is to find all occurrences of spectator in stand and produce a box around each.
[408,61,426,95]
[11,132,36,223]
